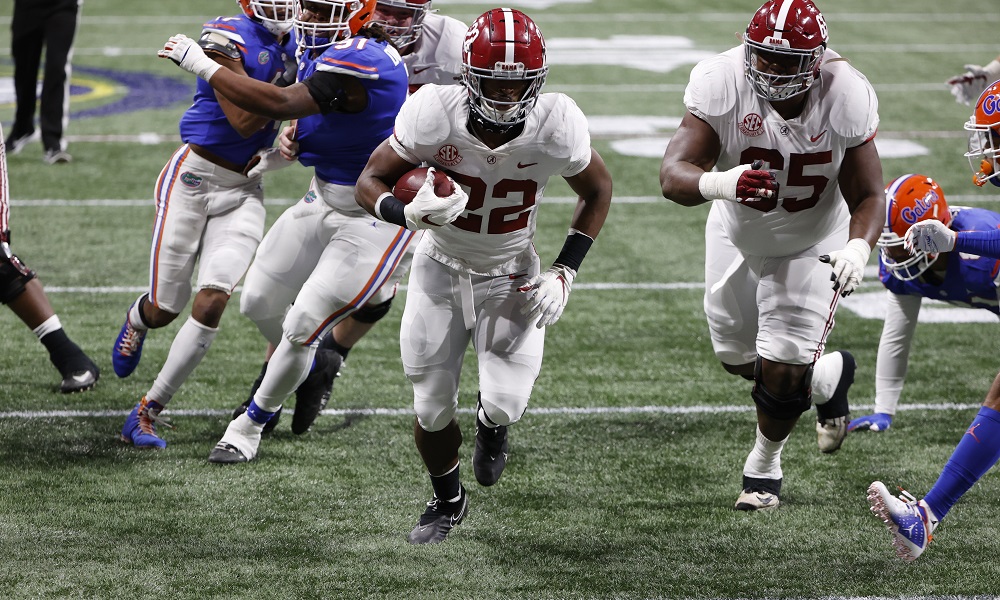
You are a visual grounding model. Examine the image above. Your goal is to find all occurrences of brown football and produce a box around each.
[392,167,456,203]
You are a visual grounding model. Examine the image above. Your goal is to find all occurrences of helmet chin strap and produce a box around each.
[468,110,524,138]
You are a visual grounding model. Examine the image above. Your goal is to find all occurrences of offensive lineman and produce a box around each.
[659,0,885,510]
[114,0,296,448]
[356,8,613,544]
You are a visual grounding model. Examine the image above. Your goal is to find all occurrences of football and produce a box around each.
[392,167,456,203]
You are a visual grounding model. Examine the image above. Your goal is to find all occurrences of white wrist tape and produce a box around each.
[698,165,749,202]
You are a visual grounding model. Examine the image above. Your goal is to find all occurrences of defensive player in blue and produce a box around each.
[849,174,1000,433]
[868,81,1000,562]
[158,0,427,462]
[116,0,296,449]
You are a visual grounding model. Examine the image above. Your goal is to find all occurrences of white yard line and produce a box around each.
[0,402,981,420]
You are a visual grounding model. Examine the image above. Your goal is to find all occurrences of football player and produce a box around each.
[849,175,1000,433]
[356,8,613,544]
[159,0,424,461]
[0,122,99,392]
[659,0,885,511]
[868,81,1000,562]
[115,0,297,449]
[232,0,469,428]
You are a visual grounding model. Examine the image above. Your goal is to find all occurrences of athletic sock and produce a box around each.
[924,406,1000,520]
[146,317,218,405]
[37,316,89,375]
[430,463,462,504]
[743,425,786,480]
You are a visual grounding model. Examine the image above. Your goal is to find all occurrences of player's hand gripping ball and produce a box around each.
[393,167,468,230]
[392,167,456,202]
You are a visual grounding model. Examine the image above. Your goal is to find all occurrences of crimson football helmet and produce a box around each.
[878,174,953,281]
[372,0,431,51]
[964,79,1000,188]
[462,8,548,132]
[744,0,828,101]
[294,0,377,49]
[239,0,295,36]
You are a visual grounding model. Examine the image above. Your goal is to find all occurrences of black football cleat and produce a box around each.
[473,405,508,486]
[291,349,342,435]
[60,358,100,393]
[407,486,468,545]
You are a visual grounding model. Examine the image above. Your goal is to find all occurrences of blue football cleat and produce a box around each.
[849,412,892,432]
[121,397,169,449]
[112,307,148,378]
[867,481,938,562]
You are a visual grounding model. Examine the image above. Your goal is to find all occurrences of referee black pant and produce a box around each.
[9,0,81,152]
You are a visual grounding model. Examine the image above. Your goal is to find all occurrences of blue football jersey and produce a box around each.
[880,207,1000,315]
[178,15,296,167]
[294,36,408,185]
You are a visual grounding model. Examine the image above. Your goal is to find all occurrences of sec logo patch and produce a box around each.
[739,113,764,137]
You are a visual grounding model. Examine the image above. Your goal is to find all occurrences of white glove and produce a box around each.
[158,34,222,81]
[402,167,468,230]
[519,265,576,328]
[244,147,296,178]
[904,220,956,255]
[946,60,1000,106]
[819,238,871,297]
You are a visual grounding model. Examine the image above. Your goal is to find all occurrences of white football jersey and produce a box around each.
[404,12,466,91]
[390,85,592,275]
[685,46,879,257]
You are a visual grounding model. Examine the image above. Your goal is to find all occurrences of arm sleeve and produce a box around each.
[302,70,350,114]
[874,290,922,415]
[953,230,1000,259]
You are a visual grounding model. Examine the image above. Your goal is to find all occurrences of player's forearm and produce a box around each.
[208,69,307,121]
[953,230,1000,259]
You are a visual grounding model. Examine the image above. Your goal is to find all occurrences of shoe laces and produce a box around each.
[119,325,145,356]
[895,486,934,543]
[139,402,175,433]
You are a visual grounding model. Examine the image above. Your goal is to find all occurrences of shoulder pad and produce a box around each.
[199,30,241,61]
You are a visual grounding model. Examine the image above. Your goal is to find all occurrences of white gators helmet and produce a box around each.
[239,0,295,36]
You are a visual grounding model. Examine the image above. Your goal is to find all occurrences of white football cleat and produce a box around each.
[208,413,264,464]
[816,416,848,453]
[735,476,781,511]
[867,481,938,562]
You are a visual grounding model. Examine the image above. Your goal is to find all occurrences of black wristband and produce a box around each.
[553,230,594,272]
[376,194,408,228]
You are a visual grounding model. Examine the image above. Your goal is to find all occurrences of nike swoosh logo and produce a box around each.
[421,215,441,227]
[412,66,431,74]
[517,162,537,169]
[755,494,774,505]
[72,373,91,382]
[810,130,828,143]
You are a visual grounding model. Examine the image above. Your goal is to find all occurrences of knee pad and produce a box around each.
[0,240,36,304]
[351,297,393,324]
[479,393,526,427]
[412,371,460,431]
[750,357,813,420]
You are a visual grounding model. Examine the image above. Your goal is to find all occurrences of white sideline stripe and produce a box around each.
[0,402,982,420]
